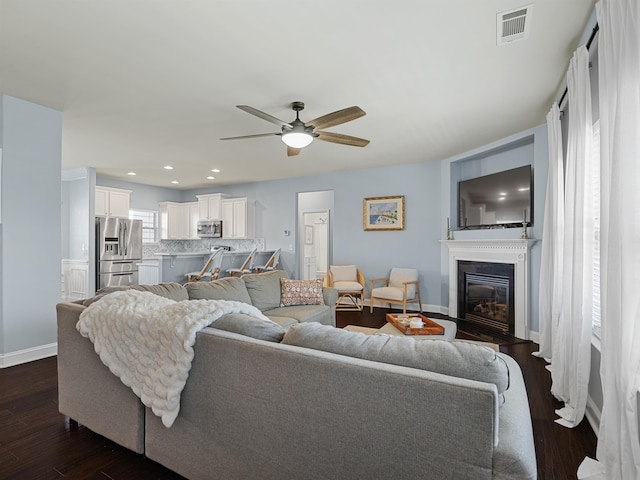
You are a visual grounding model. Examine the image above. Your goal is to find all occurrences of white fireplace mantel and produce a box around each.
[443,239,538,339]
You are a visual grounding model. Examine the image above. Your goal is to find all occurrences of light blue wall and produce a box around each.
[1,95,62,355]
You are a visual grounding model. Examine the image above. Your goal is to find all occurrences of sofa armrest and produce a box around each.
[322,286,338,307]
[492,353,537,479]
[369,277,389,291]
[56,302,145,454]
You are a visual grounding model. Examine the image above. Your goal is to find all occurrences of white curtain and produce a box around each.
[534,103,565,361]
[551,45,597,428]
[582,0,640,477]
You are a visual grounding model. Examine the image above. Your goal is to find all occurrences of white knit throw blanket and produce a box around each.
[77,289,272,427]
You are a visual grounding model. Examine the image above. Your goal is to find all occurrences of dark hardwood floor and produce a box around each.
[1,309,596,479]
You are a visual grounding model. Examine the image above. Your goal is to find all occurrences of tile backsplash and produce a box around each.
[142,238,266,259]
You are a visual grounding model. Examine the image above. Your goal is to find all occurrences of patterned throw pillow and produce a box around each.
[280,278,324,307]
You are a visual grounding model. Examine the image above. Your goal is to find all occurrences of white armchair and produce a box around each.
[326,264,365,311]
[369,267,422,314]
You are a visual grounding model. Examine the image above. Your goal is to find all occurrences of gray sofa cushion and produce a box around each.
[265,305,333,325]
[83,283,188,306]
[282,322,510,399]
[242,270,289,311]
[265,315,299,329]
[132,283,189,301]
[185,277,252,304]
[209,313,285,342]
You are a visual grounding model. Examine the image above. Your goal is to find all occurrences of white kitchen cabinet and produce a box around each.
[197,193,229,220]
[159,202,199,239]
[221,197,254,239]
[95,186,131,218]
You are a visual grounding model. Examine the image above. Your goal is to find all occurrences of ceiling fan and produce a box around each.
[220,101,370,156]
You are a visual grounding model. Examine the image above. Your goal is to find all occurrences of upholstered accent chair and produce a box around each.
[369,267,422,314]
[325,265,365,311]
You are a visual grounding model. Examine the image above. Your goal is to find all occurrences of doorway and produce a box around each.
[302,211,329,280]
[297,191,333,281]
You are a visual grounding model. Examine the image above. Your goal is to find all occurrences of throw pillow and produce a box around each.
[280,279,324,307]
[132,283,189,301]
[282,322,510,402]
[185,277,252,304]
[243,270,290,311]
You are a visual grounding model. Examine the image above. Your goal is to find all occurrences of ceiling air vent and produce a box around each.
[497,4,532,45]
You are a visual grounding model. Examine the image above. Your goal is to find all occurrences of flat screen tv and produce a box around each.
[458,165,533,229]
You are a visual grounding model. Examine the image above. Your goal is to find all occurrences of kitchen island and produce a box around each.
[155,250,263,283]
[155,252,214,284]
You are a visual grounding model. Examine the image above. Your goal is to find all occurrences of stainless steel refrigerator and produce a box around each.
[96,217,143,290]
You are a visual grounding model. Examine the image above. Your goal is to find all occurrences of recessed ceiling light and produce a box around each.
[164,165,174,170]
[211,168,220,173]
[499,192,507,196]
[171,180,179,184]
[127,172,136,176]
[207,176,216,180]
[518,187,530,192]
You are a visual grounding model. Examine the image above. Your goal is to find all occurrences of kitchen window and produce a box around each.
[129,209,159,244]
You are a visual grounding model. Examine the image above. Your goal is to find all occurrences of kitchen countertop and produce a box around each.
[155,251,213,257]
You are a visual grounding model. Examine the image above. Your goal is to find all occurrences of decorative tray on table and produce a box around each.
[385,313,445,335]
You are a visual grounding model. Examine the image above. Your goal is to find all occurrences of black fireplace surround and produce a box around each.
[457,261,515,335]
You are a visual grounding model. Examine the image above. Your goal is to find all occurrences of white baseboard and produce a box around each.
[0,343,57,368]
[585,395,601,438]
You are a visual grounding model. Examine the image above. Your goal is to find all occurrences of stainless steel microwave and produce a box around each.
[197,220,222,238]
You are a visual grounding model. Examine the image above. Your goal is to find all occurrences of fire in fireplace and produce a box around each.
[457,261,515,335]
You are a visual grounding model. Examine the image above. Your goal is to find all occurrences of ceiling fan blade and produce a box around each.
[236,105,291,128]
[287,146,301,157]
[220,132,280,140]
[306,106,366,130]
[316,131,370,147]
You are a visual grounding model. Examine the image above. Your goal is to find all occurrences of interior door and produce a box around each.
[298,191,334,281]
[302,211,329,280]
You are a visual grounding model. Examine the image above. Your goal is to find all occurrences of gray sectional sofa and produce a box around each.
[56,270,537,480]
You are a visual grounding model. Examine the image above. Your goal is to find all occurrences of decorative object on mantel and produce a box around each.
[363,195,405,231]
[446,217,452,240]
[521,210,529,239]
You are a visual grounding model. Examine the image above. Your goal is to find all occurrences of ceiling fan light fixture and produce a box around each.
[281,131,313,149]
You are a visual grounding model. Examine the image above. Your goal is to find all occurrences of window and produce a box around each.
[129,209,159,244]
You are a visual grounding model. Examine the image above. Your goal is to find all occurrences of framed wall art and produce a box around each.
[363,195,405,231]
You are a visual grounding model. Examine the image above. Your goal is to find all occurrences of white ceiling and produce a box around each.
[1,0,595,190]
